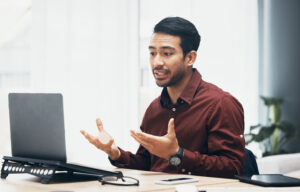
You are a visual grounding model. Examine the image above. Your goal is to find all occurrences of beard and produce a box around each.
[153,66,186,87]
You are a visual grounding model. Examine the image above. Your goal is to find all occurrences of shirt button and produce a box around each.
[240,134,244,138]
[172,108,176,112]
[181,169,185,173]
[188,172,191,175]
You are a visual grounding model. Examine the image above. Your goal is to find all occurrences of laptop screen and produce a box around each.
[8,93,67,162]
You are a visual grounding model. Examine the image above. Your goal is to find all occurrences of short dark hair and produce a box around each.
[154,17,201,57]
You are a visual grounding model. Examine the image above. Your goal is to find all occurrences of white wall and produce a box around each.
[30,0,139,168]
[139,0,259,136]
[0,0,260,166]
[0,0,32,157]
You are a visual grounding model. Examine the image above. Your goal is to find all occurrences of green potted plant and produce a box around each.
[246,96,296,157]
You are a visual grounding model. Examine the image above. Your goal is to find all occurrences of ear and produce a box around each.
[184,51,197,67]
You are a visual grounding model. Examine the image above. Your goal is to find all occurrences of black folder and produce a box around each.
[235,174,300,187]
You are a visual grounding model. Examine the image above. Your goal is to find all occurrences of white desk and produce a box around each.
[1,168,300,192]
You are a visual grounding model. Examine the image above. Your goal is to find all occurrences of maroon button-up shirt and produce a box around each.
[110,69,245,178]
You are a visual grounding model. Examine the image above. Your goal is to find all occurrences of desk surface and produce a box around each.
[1,168,300,192]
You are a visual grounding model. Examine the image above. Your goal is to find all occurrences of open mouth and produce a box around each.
[153,70,169,80]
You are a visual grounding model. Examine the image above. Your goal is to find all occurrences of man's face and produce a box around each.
[149,33,187,87]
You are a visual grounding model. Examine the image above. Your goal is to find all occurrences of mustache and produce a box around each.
[152,67,170,73]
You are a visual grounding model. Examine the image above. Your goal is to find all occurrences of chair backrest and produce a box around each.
[241,148,259,176]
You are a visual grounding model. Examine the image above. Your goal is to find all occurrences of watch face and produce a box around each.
[170,156,181,166]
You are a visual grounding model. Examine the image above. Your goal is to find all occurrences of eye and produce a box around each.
[150,52,156,56]
[164,52,172,56]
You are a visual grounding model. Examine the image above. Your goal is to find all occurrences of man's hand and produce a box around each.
[130,118,179,160]
[80,118,120,160]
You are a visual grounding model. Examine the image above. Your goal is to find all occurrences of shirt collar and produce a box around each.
[160,68,202,108]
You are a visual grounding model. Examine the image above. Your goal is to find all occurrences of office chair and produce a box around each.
[241,148,259,177]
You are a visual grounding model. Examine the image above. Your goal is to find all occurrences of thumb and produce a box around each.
[167,118,175,136]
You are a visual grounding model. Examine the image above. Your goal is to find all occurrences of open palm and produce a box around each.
[130,118,179,160]
[80,118,120,160]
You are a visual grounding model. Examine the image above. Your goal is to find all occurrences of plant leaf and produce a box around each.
[277,121,296,138]
[250,124,261,131]
[245,133,254,145]
[251,126,275,142]
[269,104,281,123]
[260,96,283,106]
[260,96,272,106]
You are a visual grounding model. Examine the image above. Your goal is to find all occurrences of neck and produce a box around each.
[167,69,193,104]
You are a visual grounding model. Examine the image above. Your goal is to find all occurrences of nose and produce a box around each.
[153,54,164,68]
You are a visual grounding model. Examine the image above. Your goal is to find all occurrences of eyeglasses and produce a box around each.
[99,175,139,186]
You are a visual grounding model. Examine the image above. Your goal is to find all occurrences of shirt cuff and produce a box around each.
[108,148,129,167]
[178,148,201,171]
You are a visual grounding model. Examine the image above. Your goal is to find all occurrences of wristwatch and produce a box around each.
[169,147,183,166]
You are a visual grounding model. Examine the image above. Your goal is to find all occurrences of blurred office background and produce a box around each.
[0,0,299,169]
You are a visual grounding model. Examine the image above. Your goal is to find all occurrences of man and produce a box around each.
[80,17,245,178]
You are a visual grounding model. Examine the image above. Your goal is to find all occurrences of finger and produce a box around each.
[167,118,176,136]
[130,131,153,150]
[133,137,153,151]
[80,129,86,135]
[80,130,98,144]
[130,130,141,141]
[80,129,91,138]
[107,138,114,146]
[130,130,143,139]
[131,130,160,149]
[133,130,159,143]
[81,130,110,151]
[96,118,104,132]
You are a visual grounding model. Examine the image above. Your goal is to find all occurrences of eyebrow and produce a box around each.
[148,46,175,50]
